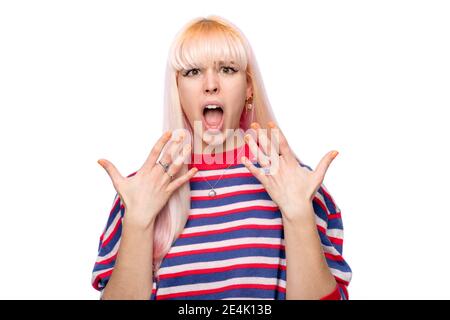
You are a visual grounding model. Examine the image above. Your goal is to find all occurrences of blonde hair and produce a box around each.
[152,15,279,275]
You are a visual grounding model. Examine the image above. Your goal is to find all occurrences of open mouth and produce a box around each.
[202,104,224,131]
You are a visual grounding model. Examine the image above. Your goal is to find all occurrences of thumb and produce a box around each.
[314,150,338,185]
[98,159,124,190]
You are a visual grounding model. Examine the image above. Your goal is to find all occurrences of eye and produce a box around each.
[183,68,200,77]
[221,66,238,74]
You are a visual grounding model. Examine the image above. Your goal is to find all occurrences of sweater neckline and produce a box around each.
[188,143,253,171]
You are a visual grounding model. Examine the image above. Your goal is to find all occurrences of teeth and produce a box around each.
[204,104,222,110]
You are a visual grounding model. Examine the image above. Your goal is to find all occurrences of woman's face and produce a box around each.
[177,60,252,151]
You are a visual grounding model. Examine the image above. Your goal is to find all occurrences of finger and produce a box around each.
[162,143,191,184]
[241,156,269,185]
[140,131,172,172]
[167,166,198,193]
[157,131,186,174]
[98,159,124,190]
[251,122,278,162]
[314,150,338,184]
[244,133,270,167]
[268,122,295,162]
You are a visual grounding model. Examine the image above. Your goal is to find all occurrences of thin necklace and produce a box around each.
[195,142,247,197]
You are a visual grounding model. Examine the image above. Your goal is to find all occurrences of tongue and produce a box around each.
[204,109,223,126]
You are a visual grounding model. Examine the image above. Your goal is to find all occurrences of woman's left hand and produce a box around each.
[241,122,339,223]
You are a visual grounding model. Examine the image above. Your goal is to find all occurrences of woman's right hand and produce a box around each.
[97,131,197,230]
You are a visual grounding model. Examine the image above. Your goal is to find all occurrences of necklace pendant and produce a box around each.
[208,189,217,197]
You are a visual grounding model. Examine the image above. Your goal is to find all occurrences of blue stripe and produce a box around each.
[158,267,286,288]
[190,175,260,191]
[98,221,122,257]
[317,186,337,214]
[317,230,343,254]
[338,286,346,300]
[103,196,121,237]
[174,228,284,246]
[185,209,282,228]
[191,191,273,209]
[325,258,352,273]
[312,198,329,222]
[161,246,286,268]
[327,217,343,230]
[93,259,116,272]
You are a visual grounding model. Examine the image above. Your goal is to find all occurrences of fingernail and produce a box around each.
[241,156,247,164]
[97,159,104,167]
[268,121,275,128]
[331,151,339,159]
[250,122,259,129]
[244,134,250,142]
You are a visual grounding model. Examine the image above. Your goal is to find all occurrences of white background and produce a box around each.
[0,0,449,299]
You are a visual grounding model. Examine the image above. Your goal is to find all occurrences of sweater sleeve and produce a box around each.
[91,190,157,299]
[91,192,124,294]
[297,161,352,300]
[314,184,352,300]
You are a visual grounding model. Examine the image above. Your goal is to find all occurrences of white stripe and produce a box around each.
[183,217,282,235]
[157,256,286,276]
[170,236,285,254]
[102,211,121,244]
[315,215,327,229]
[329,267,352,283]
[191,183,264,197]
[157,276,286,296]
[97,238,121,261]
[318,185,341,214]
[194,166,250,178]
[171,236,286,254]
[190,199,278,215]
[314,191,330,213]
[322,244,343,257]
[327,228,344,240]
[91,267,113,288]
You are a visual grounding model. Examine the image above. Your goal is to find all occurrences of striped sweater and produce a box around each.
[92,143,352,299]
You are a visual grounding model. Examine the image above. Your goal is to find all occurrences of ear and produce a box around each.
[246,73,253,98]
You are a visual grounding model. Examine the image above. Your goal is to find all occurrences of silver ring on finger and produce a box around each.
[260,166,271,175]
[158,160,170,172]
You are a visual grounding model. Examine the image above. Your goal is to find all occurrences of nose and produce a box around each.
[203,69,219,94]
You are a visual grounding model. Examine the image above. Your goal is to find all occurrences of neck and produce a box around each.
[200,130,245,154]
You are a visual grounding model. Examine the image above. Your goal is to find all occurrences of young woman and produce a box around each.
[92,16,352,300]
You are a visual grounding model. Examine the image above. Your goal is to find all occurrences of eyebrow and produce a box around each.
[215,60,236,66]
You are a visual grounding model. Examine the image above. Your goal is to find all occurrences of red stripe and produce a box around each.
[328,213,342,220]
[180,224,283,238]
[191,188,266,201]
[100,196,121,243]
[317,225,344,245]
[320,187,339,212]
[190,172,254,182]
[92,269,113,290]
[166,243,285,258]
[159,263,286,280]
[320,284,342,300]
[96,253,118,265]
[338,283,349,299]
[313,196,329,214]
[101,216,122,248]
[126,171,138,178]
[156,283,286,300]
[334,276,350,287]
[188,205,279,220]
[324,252,344,262]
